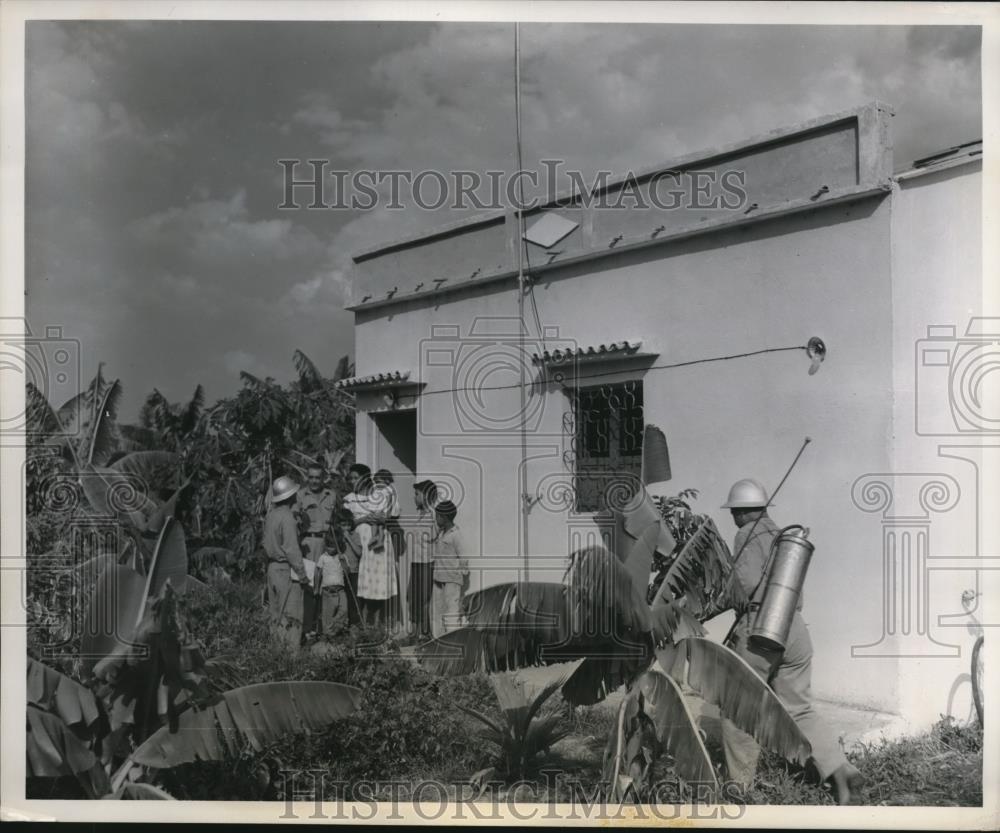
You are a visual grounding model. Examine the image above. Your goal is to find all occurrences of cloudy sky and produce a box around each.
[25,21,981,420]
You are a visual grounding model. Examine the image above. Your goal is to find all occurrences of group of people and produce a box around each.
[261,460,469,649]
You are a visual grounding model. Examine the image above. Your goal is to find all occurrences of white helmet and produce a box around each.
[721,478,769,509]
[271,475,300,503]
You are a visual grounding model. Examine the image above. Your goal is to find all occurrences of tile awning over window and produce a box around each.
[531,340,649,365]
[333,370,418,391]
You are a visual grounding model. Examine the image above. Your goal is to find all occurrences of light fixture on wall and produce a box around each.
[806,337,827,375]
[382,390,398,409]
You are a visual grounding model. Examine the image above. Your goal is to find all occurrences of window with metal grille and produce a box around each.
[571,379,644,512]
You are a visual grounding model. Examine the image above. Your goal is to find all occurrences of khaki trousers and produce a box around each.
[431,581,462,638]
[267,562,303,649]
[721,611,847,784]
[320,585,348,637]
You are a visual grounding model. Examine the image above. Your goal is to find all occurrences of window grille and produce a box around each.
[566,379,644,513]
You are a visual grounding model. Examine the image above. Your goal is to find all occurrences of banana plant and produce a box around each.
[27,369,189,538]
[28,516,363,800]
[418,425,811,799]
[26,364,122,469]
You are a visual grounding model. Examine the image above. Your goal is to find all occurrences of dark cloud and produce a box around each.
[25,22,982,419]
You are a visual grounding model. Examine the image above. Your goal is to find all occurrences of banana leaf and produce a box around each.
[81,562,147,676]
[636,669,717,789]
[129,681,363,768]
[27,705,111,798]
[673,637,811,765]
[79,463,158,532]
[108,451,182,495]
[601,688,646,799]
[86,378,122,466]
[417,582,567,675]
[560,653,649,706]
[57,367,113,458]
[142,517,188,602]
[613,488,675,562]
[144,477,193,535]
[648,598,707,647]
[650,518,735,619]
[27,657,103,738]
[622,522,659,601]
[565,545,651,642]
[420,545,655,682]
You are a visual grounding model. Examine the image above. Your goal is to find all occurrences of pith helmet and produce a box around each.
[271,475,300,503]
[721,478,769,509]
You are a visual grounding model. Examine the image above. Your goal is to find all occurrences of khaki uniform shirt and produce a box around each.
[298,487,336,536]
[412,511,436,565]
[732,515,803,611]
[263,504,306,579]
[433,524,469,586]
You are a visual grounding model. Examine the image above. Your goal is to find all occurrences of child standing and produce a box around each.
[431,500,468,638]
[315,546,349,638]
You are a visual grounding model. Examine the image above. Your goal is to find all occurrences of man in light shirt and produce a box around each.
[431,499,468,638]
[262,475,308,649]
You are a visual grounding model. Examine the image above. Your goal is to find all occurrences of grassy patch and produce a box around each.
[156,578,985,807]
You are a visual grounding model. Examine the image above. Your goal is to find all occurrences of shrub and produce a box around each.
[164,578,495,799]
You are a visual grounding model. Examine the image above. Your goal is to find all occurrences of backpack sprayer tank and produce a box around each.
[749,525,815,652]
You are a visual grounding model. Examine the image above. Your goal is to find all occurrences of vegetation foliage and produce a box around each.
[22,369,984,807]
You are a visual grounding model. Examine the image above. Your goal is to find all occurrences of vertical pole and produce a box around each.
[514,21,530,581]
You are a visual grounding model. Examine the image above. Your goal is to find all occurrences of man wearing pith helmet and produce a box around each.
[263,475,309,649]
[720,478,864,804]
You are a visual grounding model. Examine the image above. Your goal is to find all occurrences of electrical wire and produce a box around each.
[403,344,809,398]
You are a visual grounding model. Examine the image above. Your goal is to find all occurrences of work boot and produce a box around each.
[830,762,865,805]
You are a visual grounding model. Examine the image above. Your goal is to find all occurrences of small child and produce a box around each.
[315,547,348,638]
[344,472,386,551]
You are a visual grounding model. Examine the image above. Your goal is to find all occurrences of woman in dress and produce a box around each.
[342,463,397,629]
[373,469,406,626]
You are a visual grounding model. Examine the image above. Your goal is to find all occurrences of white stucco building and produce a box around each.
[338,101,988,729]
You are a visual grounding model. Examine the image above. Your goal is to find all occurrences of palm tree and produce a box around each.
[418,425,811,798]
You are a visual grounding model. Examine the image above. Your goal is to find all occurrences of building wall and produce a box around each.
[880,160,986,728]
[353,193,900,711]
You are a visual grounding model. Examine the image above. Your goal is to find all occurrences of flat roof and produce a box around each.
[894,140,982,182]
[351,101,894,265]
